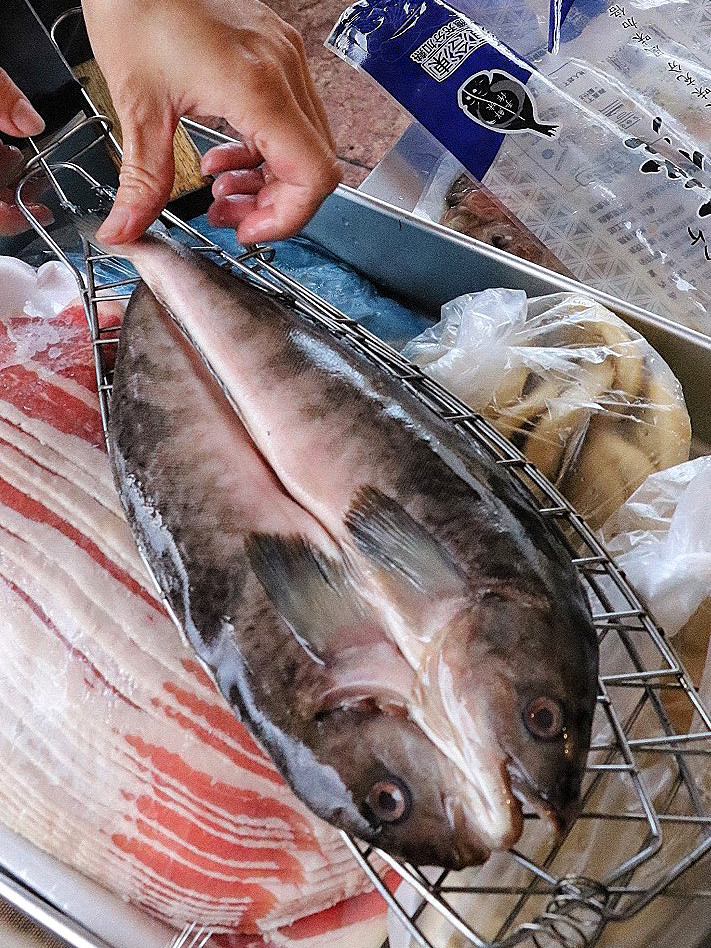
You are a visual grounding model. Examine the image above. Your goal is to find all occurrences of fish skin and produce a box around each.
[110,284,482,868]
[105,229,598,869]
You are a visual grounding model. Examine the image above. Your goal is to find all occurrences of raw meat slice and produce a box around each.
[0,293,381,940]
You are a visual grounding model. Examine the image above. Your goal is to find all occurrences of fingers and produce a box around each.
[207,136,341,245]
[200,25,339,244]
[0,69,44,138]
[79,0,338,245]
[207,162,263,233]
[212,168,266,197]
[97,98,177,244]
[0,144,24,187]
[0,144,52,236]
[212,83,340,244]
[0,200,32,236]
[241,176,339,246]
[204,129,340,246]
[237,135,340,245]
[201,141,263,176]
[208,194,259,232]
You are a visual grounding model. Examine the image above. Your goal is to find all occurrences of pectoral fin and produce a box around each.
[345,485,466,599]
[245,533,381,661]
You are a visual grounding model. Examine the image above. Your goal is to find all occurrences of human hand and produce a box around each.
[81,0,341,246]
[0,69,51,236]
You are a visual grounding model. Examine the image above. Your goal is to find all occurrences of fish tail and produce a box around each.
[535,122,559,138]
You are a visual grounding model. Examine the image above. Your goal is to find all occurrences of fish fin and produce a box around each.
[246,533,378,660]
[345,486,466,598]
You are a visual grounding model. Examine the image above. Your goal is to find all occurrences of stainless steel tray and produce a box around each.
[305,186,711,450]
[8,113,711,948]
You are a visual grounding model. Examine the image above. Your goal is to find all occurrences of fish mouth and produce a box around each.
[505,759,580,836]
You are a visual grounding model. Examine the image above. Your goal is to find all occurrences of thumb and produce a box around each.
[97,101,176,244]
[0,68,45,137]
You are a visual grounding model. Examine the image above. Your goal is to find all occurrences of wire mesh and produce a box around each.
[13,114,711,948]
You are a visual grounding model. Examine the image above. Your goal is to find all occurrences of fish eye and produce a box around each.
[524,696,564,741]
[365,777,411,825]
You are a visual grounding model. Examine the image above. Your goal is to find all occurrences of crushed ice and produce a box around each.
[0,256,83,370]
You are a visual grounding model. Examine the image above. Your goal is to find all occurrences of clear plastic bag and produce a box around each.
[415,152,571,273]
[401,289,691,527]
[0,254,78,319]
[327,0,711,334]
[601,456,711,731]
[601,456,711,635]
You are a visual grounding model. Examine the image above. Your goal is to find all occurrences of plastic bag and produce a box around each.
[0,254,78,319]
[401,289,691,527]
[415,152,570,273]
[601,456,711,635]
[327,0,711,335]
[228,233,432,348]
[601,456,711,733]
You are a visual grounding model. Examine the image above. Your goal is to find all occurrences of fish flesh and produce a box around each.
[0,293,383,940]
[100,222,599,870]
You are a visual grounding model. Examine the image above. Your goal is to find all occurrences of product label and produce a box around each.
[327,1,550,179]
[410,17,486,79]
[329,0,711,333]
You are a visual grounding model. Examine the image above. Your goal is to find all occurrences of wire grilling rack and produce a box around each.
[13,113,711,948]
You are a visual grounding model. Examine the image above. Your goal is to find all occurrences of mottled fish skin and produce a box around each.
[111,284,491,868]
[105,228,599,869]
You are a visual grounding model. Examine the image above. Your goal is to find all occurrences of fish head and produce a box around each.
[304,705,499,869]
[437,589,598,838]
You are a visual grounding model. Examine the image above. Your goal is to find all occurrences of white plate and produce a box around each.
[0,822,177,948]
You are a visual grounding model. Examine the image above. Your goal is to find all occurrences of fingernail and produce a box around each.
[201,149,227,174]
[96,205,133,244]
[211,175,230,199]
[238,223,264,246]
[11,98,45,136]
[256,191,274,210]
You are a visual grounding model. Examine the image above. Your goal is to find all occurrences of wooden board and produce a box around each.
[73,58,208,201]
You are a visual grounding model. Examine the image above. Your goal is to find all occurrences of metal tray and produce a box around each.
[305,185,711,450]
[7,115,711,948]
